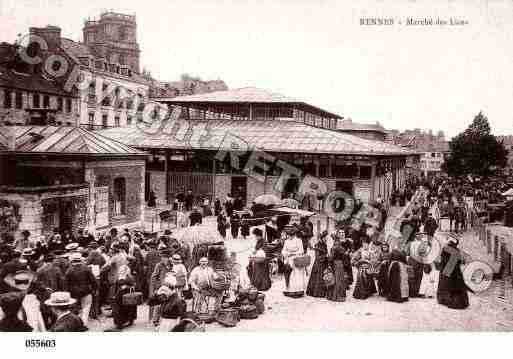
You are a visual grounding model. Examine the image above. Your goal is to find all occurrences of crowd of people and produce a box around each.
[3,174,496,332]
[0,224,249,332]
[244,175,474,311]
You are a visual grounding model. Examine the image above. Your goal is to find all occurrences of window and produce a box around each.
[127,116,132,126]
[15,92,23,109]
[431,153,436,158]
[88,113,95,129]
[43,95,50,108]
[113,177,126,216]
[119,54,125,65]
[359,166,372,180]
[102,114,108,129]
[4,90,12,108]
[65,98,72,113]
[57,97,63,112]
[33,93,40,108]
[114,116,120,127]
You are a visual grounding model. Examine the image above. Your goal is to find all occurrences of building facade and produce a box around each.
[0,125,146,240]
[101,87,415,208]
[28,12,164,131]
[0,42,80,126]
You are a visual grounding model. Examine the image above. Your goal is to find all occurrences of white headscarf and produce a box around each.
[118,264,131,280]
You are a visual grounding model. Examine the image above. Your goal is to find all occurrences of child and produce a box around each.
[419,263,439,298]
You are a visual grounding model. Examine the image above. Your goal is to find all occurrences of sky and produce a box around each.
[1,0,513,139]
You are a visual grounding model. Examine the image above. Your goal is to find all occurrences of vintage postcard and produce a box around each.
[0,1,512,352]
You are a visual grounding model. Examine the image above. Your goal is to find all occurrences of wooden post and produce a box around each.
[212,157,216,202]
[494,235,499,261]
[164,150,170,205]
[486,230,492,254]
[370,163,376,201]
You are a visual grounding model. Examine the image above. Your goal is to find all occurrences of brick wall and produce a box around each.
[93,163,144,227]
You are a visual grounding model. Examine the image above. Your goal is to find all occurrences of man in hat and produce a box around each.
[150,248,173,298]
[34,253,64,294]
[149,247,173,326]
[13,230,31,252]
[45,291,87,332]
[0,251,29,294]
[34,253,64,328]
[52,250,70,275]
[0,292,32,332]
[85,242,106,268]
[144,239,161,300]
[185,190,194,212]
[189,207,203,226]
[64,253,97,326]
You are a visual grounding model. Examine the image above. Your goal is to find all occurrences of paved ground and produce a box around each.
[89,208,513,332]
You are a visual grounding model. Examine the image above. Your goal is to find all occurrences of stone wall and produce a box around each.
[90,160,145,229]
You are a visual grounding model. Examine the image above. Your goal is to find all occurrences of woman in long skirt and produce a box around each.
[240,212,251,239]
[326,239,349,302]
[352,242,377,299]
[281,226,307,298]
[386,250,409,303]
[437,238,469,309]
[230,213,240,240]
[112,265,137,329]
[217,212,227,239]
[306,231,329,298]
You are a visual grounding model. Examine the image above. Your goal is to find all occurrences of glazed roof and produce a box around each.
[98,119,414,156]
[0,125,146,156]
[154,87,342,119]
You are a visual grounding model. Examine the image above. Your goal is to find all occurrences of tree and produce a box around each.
[441,111,508,177]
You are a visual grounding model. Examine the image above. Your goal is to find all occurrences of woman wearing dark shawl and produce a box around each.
[306,231,329,298]
[437,238,470,309]
[386,250,409,303]
[326,238,349,302]
[377,243,391,297]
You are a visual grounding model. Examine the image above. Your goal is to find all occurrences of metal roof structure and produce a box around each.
[154,87,343,120]
[0,125,146,156]
[98,119,414,156]
[337,119,386,133]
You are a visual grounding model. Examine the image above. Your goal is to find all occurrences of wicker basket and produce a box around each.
[240,305,258,320]
[293,255,311,268]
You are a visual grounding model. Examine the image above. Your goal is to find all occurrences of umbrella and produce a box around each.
[502,188,513,197]
[173,224,222,246]
[253,194,282,206]
[281,198,299,208]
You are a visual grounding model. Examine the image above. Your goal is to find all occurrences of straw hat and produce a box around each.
[4,270,35,291]
[44,291,76,307]
[65,243,79,251]
[69,252,83,263]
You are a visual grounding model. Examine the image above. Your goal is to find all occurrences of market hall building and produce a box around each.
[100,87,416,208]
[0,125,147,240]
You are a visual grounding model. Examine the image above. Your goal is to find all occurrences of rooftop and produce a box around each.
[337,119,386,133]
[154,87,342,119]
[0,43,76,97]
[0,125,146,156]
[98,119,414,156]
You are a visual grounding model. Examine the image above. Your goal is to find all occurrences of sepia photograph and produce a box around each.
[0,0,513,349]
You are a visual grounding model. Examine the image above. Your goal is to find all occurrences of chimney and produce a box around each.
[29,26,62,51]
